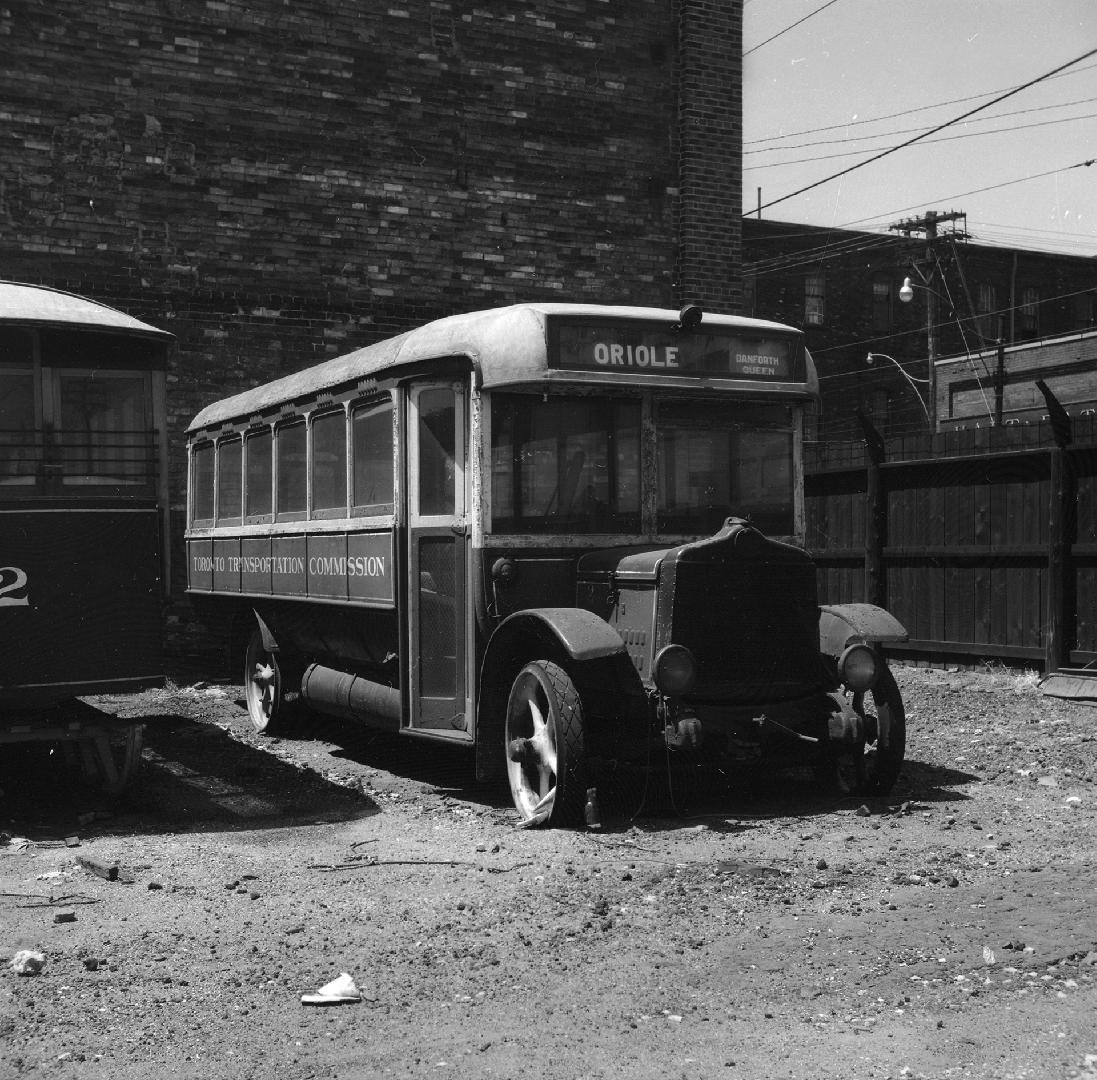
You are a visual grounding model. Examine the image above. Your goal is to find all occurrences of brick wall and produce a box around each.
[2,0,744,665]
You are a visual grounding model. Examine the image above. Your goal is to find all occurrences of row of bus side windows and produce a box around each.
[191,398,394,525]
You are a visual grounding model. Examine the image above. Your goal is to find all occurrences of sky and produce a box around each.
[742,0,1097,255]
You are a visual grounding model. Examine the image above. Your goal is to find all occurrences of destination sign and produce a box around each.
[548,320,801,381]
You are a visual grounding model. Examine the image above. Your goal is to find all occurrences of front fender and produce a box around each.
[819,603,907,659]
[474,608,626,784]
[492,607,625,662]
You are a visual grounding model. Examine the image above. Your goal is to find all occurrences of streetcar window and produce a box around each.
[276,420,307,517]
[192,442,214,522]
[351,399,394,515]
[216,437,242,522]
[656,402,793,535]
[244,428,273,519]
[56,372,150,485]
[490,394,641,534]
[0,368,37,488]
[311,409,347,514]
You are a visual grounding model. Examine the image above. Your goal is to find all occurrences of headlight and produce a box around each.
[652,645,697,696]
[838,644,878,691]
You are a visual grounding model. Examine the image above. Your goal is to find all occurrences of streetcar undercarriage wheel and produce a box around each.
[504,660,586,827]
[244,627,284,735]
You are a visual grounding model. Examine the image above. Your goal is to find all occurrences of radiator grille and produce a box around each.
[671,539,830,704]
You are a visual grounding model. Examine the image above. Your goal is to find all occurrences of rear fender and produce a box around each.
[474,608,626,783]
[252,608,279,653]
[819,603,907,660]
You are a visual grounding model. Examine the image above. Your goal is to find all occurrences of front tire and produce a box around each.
[244,628,284,735]
[831,665,907,796]
[504,660,586,827]
[857,664,906,795]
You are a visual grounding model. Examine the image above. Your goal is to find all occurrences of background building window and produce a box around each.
[977,282,998,341]
[1019,287,1040,339]
[871,277,892,333]
[804,274,825,326]
[742,274,756,317]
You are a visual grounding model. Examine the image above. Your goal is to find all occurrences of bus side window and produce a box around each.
[276,419,307,519]
[351,399,394,515]
[311,408,347,516]
[192,441,214,524]
[216,437,242,524]
[244,427,273,521]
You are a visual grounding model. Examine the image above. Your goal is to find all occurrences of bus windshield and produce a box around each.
[656,401,793,536]
[490,393,794,536]
[491,393,641,534]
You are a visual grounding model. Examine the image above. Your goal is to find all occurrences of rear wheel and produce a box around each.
[504,660,586,827]
[244,628,284,735]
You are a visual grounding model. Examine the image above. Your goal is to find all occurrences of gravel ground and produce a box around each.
[2,664,1097,1080]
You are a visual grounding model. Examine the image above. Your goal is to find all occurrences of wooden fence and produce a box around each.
[804,416,1097,672]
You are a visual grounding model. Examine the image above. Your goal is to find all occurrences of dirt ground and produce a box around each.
[2,664,1097,1080]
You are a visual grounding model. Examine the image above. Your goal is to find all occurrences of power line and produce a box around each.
[745,95,1097,156]
[745,61,1097,146]
[809,283,1097,369]
[756,46,1097,214]
[748,110,1097,169]
[838,159,1096,229]
[743,0,843,58]
[744,229,891,268]
[746,237,896,277]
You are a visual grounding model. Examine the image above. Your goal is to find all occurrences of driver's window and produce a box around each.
[415,386,460,517]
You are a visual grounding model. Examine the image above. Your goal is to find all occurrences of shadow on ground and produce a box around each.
[0,706,378,841]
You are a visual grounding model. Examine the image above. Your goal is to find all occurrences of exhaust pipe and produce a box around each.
[300,663,401,730]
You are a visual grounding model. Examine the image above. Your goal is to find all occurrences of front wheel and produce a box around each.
[244,627,284,735]
[504,660,586,827]
[832,664,907,796]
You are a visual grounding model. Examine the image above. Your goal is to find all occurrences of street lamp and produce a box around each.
[898,274,939,429]
[865,351,931,423]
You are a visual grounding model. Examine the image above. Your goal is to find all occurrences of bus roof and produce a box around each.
[0,280,173,339]
[188,303,816,433]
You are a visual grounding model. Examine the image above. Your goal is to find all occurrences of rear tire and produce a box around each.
[504,660,586,827]
[244,628,284,735]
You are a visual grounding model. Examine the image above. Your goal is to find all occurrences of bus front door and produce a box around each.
[405,382,470,736]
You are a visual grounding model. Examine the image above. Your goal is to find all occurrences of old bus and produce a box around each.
[185,303,907,826]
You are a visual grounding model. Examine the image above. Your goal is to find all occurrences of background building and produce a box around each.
[1,0,745,645]
[742,216,1097,439]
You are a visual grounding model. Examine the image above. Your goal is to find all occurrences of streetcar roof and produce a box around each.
[0,280,173,339]
[188,303,814,432]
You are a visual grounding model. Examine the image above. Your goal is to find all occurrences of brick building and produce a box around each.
[742,217,1097,439]
[2,0,744,631]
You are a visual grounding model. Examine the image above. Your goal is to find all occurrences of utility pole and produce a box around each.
[889,209,968,431]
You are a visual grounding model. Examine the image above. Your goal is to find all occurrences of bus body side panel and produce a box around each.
[0,508,163,704]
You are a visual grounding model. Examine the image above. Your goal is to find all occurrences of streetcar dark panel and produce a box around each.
[0,509,164,704]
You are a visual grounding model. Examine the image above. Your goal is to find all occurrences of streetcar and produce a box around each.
[0,281,172,790]
[185,303,907,826]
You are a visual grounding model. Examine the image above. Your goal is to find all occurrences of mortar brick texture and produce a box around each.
[1,0,742,657]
